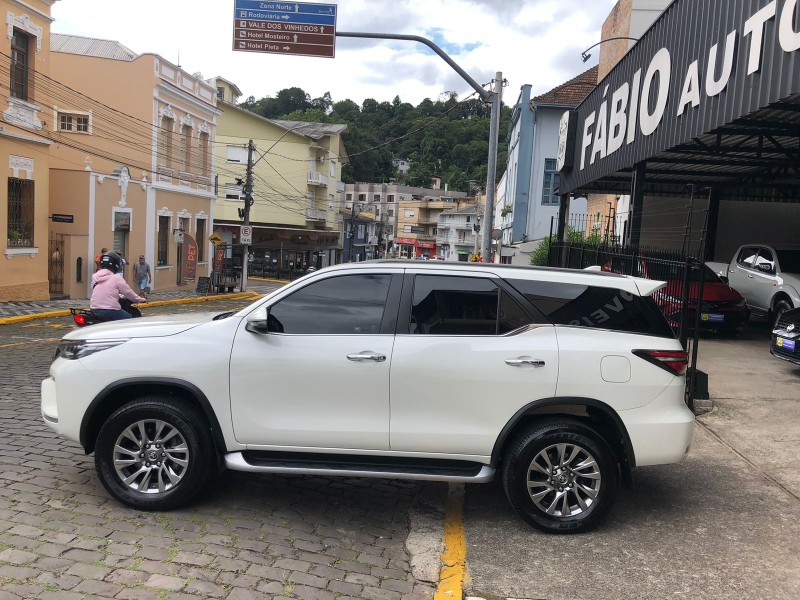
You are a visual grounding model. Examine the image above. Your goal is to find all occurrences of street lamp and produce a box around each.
[580,37,639,62]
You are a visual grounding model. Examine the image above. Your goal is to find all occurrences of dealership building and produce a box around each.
[557,0,800,263]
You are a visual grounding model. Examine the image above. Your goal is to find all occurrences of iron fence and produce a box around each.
[547,240,708,409]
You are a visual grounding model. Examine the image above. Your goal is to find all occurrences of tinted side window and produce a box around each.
[507,279,674,338]
[410,275,501,335]
[737,247,758,268]
[755,249,774,272]
[269,274,391,334]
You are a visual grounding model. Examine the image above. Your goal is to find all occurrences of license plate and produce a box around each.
[777,337,796,351]
[701,313,724,323]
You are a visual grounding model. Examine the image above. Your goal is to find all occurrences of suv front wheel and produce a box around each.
[94,396,215,510]
[502,419,619,533]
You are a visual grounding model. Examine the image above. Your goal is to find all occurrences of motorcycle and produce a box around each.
[70,297,142,327]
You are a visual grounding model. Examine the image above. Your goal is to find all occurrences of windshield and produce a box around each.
[777,250,800,274]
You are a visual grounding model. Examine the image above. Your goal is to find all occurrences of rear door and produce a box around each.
[751,247,778,311]
[728,246,760,308]
[389,271,558,457]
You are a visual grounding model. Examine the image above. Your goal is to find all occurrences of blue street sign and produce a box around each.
[234,1,336,16]
[233,8,335,26]
[232,0,337,58]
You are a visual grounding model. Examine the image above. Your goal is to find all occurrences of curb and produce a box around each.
[248,277,291,284]
[0,291,262,326]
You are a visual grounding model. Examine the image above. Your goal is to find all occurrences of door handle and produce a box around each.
[347,352,386,362]
[505,357,545,368]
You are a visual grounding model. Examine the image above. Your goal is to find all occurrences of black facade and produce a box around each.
[560,0,800,197]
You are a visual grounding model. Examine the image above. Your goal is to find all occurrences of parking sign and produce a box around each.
[240,225,252,245]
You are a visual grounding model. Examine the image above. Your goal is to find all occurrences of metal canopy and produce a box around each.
[559,0,800,202]
[571,94,800,201]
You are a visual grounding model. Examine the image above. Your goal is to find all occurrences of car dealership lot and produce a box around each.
[1,304,798,600]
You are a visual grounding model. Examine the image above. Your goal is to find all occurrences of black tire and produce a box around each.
[94,396,215,510]
[771,299,792,329]
[501,418,619,534]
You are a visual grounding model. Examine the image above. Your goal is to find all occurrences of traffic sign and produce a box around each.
[232,1,337,58]
[240,225,253,245]
[208,232,225,246]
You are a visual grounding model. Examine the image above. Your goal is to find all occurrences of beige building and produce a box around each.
[212,78,346,273]
[585,0,671,242]
[47,34,219,298]
[1,0,57,301]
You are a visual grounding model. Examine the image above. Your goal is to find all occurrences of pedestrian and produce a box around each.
[116,252,127,278]
[133,254,152,297]
[94,247,108,272]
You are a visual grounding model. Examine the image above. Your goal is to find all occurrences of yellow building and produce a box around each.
[46,34,219,298]
[212,78,346,273]
[0,0,57,301]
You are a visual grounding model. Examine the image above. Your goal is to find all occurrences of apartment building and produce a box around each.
[437,203,482,261]
[213,79,347,272]
[48,34,219,297]
[1,0,57,301]
[343,184,469,260]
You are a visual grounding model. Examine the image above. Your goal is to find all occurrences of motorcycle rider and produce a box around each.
[90,251,145,321]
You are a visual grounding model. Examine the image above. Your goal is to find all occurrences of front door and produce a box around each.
[390,273,559,457]
[230,271,400,450]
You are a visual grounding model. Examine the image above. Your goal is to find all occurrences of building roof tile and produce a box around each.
[51,33,138,61]
[531,66,598,107]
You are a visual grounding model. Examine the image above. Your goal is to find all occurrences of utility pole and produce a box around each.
[348,200,357,262]
[335,31,502,263]
[481,72,503,263]
[241,139,254,291]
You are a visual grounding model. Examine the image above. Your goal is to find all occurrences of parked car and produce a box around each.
[723,245,800,327]
[770,306,800,366]
[42,262,694,533]
[602,257,749,333]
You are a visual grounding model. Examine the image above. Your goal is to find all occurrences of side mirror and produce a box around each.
[245,307,270,334]
[719,275,729,284]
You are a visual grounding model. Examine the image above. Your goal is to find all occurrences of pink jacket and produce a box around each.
[90,270,145,309]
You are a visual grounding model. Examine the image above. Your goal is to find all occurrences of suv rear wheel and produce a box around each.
[502,418,619,533]
[94,396,215,510]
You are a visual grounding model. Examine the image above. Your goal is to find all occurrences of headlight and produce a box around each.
[54,339,128,361]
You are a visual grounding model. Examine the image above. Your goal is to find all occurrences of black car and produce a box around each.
[771,307,800,366]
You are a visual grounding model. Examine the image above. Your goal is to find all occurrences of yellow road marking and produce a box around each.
[0,292,262,326]
[435,483,467,600]
[0,337,60,349]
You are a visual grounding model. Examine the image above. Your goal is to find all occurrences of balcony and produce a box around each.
[306,208,328,221]
[308,172,329,187]
[157,166,174,184]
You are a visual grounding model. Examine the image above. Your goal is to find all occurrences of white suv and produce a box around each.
[42,262,694,533]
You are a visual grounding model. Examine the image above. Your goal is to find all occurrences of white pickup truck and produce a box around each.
[715,245,800,326]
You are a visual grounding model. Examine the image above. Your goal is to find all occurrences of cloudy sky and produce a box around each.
[52,0,615,106]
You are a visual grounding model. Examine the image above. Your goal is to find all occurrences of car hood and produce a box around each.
[779,306,800,325]
[63,312,230,341]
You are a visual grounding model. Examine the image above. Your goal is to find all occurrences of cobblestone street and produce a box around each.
[0,300,441,600]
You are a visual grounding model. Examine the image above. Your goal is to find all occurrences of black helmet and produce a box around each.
[99,251,121,273]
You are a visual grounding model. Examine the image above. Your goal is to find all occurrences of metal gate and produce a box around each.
[48,233,65,297]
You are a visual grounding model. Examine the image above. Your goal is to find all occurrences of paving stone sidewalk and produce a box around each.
[0,281,279,318]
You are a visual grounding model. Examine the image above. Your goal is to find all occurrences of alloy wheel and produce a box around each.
[113,419,189,494]
[526,442,602,517]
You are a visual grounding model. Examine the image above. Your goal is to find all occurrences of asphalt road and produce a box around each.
[0,299,440,600]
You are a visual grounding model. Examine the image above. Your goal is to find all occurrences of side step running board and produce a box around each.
[224,452,496,483]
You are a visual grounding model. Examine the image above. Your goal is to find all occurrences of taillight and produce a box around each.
[74,314,86,326]
[632,349,689,375]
